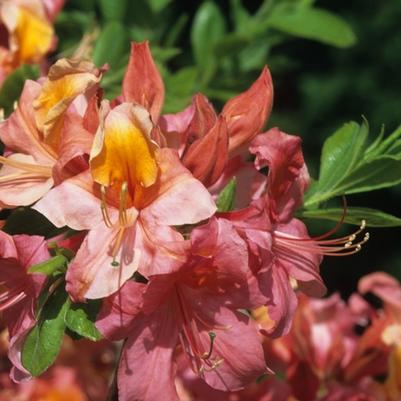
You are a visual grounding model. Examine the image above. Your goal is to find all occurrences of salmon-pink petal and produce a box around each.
[265,266,298,337]
[52,112,92,183]
[0,153,53,207]
[182,93,217,149]
[0,80,56,164]
[139,148,216,225]
[66,219,140,301]
[118,307,179,401]
[33,171,103,230]
[221,66,273,154]
[96,280,146,341]
[182,116,228,187]
[189,304,267,391]
[250,128,309,222]
[82,89,101,134]
[122,41,164,122]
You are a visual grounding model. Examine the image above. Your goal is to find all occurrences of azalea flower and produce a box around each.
[219,128,369,336]
[96,218,267,401]
[34,101,216,300]
[0,231,48,382]
[0,58,102,208]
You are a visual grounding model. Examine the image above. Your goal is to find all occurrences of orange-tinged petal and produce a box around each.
[90,102,158,197]
[33,58,102,150]
[386,344,401,400]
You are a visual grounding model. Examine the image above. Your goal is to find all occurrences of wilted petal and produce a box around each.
[33,58,102,149]
[122,41,165,122]
[221,67,273,154]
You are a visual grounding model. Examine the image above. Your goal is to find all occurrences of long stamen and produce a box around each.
[119,182,128,226]
[275,220,369,256]
[100,185,113,228]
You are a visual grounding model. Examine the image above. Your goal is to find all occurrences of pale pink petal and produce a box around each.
[33,171,103,230]
[66,219,140,301]
[140,149,216,226]
[0,154,53,207]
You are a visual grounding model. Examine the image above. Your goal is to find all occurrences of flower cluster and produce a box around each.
[0,41,369,400]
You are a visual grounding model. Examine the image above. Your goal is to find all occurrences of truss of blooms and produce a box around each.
[0,40,373,401]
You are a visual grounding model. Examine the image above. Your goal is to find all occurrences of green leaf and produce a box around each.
[336,155,401,194]
[268,5,357,48]
[299,207,401,227]
[305,120,368,206]
[98,0,128,20]
[28,255,67,276]
[0,65,39,116]
[22,287,70,376]
[191,2,226,83]
[92,21,129,68]
[65,301,102,341]
[217,178,237,212]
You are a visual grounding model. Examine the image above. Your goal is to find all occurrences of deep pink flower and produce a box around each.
[0,231,48,382]
[96,218,267,401]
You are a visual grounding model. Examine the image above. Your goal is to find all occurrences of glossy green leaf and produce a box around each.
[299,207,401,227]
[305,120,368,206]
[268,5,356,48]
[148,0,172,13]
[22,287,70,376]
[217,178,237,212]
[337,155,401,194]
[28,255,67,276]
[65,301,102,341]
[92,21,129,68]
[99,0,127,20]
[191,2,226,83]
[0,64,39,116]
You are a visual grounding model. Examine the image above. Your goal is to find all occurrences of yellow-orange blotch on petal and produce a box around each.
[0,0,53,65]
[33,58,102,149]
[90,102,158,198]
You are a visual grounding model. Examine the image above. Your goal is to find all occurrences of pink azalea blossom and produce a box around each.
[0,231,48,382]
[96,218,267,401]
